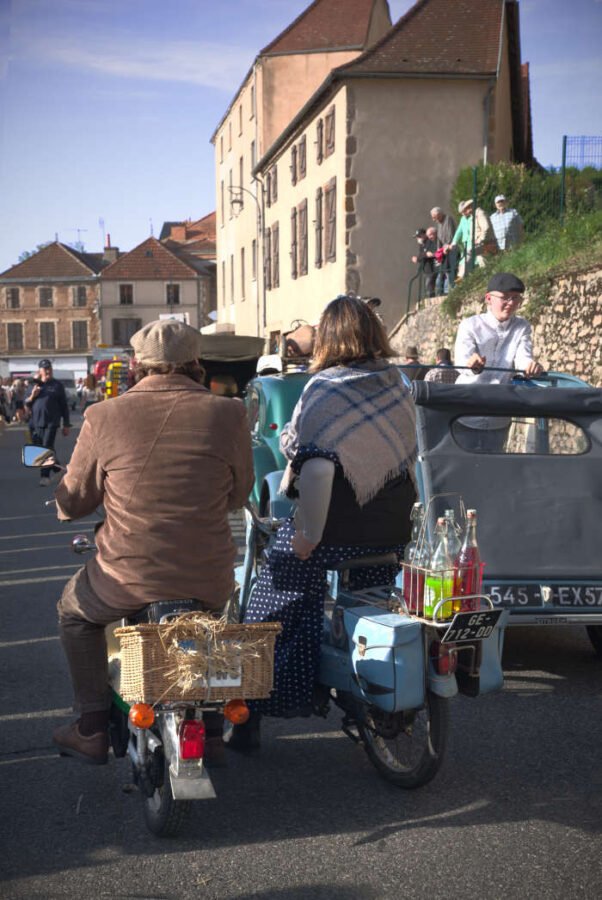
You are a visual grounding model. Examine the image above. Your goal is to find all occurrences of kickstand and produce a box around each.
[341,714,362,744]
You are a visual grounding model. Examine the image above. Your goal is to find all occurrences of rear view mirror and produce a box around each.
[22,445,56,468]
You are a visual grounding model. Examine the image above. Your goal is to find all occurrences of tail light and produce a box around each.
[179,720,205,760]
[129,703,155,729]
[224,699,250,725]
[430,640,458,676]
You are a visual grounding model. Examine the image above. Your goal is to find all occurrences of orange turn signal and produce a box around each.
[129,702,155,729]
[223,699,250,725]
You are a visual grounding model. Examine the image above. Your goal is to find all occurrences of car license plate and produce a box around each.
[441,610,502,644]
[487,584,602,608]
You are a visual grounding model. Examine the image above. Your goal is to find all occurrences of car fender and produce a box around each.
[263,469,294,519]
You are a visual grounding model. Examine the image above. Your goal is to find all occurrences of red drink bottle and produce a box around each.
[455,509,482,611]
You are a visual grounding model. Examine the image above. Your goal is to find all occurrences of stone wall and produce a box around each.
[389,267,602,387]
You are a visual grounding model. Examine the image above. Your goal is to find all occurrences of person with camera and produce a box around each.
[25,359,71,486]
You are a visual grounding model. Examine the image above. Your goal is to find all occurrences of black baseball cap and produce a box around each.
[414,228,427,237]
[486,272,525,294]
[38,358,53,369]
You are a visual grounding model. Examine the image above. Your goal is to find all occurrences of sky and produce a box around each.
[0,0,601,273]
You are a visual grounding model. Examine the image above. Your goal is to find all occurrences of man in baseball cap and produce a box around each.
[453,272,543,450]
[491,195,524,251]
[25,357,71,485]
[52,319,253,766]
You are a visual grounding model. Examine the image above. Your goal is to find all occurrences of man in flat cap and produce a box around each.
[25,358,71,486]
[453,272,543,450]
[52,320,253,765]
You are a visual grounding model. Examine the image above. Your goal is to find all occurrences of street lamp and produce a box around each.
[228,183,266,337]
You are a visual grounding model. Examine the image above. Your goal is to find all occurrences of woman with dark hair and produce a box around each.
[230,295,417,749]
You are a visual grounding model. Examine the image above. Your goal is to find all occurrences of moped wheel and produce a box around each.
[142,750,191,837]
[358,692,448,789]
[586,625,602,657]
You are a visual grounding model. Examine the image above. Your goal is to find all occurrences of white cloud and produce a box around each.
[10,31,253,92]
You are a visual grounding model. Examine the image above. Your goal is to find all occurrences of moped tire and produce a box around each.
[358,691,449,789]
[142,750,191,837]
[586,625,602,657]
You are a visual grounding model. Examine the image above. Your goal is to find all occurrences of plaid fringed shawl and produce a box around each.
[280,360,417,506]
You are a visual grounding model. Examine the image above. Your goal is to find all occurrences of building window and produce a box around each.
[265,228,272,291]
[73,285,87,307]
[325,106,335,157]
[228,121,232,150]
[250,140,256,172]
[7,322,23,350]
[316,118,324,165]
[252,239,257,280]
[220,181,225,223]
[291,146,298,185]
[271,165,278,203]
[298,200,308,277]
[239,105,243,135]
[299,136,307,180]
[250,85,255,119]
[230,254,234,302]
[239,156,244,203]
[315,187,323,268]
[112,318,141,345]
[290,208,298,280]
[119,284,133,305]
[220,135,224,162]
[272,222,279,289]
[39,321,56,350]
[240,247,245,300]
[324,178,337,262]
[228,170,233,218]
[6,287,20,309]
[39,287,53,308]
[222,261,226,305]
[72,320,88,349]
[166,284,180,306]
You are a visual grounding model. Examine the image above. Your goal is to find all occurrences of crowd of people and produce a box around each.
[411,195,524,296]
[0,376,29,425]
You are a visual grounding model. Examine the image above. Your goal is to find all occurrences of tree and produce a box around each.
[18,242,52,262]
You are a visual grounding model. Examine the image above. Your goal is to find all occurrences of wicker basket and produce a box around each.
[115,618,281,704]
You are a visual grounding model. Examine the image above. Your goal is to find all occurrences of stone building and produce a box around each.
[98,236,212,346]
[212,0,533,341]
[160,212,217,326]
[0,242,107,377]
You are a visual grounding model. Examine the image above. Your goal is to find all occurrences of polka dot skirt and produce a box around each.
[243,518,402,718]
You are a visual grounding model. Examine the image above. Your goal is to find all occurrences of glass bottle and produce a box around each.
[454,509,482,612]
[424,517,455,619]
[444,509,463,614]
[402,502,425,613]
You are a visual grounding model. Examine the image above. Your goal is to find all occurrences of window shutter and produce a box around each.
[271,165,278,203]
[316,119,324,165]
[272,223,279,288]
[298,201,308,276]
[325,179,336,262]
[325,107,335,157]
[291,146,297,186]
[265,228,272,290]
[315,187,323,268]
[290,208,298,280]
[299,136,306,179]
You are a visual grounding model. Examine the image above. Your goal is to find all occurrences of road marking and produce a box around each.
[0,545,84,555]
[0,574,73,586]
[0,635,59,649]
[0,707,70,722]
[0,563,80,576]
[0,513,58,522]
[0,527,95,541]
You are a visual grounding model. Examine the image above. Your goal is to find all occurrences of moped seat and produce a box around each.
[330,553,399,572]
[127,598,205,625]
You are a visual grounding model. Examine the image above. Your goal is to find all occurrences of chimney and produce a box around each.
[103,234,119,263]
[171,224,187,242]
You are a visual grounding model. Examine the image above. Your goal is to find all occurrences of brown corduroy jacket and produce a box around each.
[55,374,254,611]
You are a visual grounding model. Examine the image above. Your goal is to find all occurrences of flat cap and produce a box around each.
[38,358,53,369]
[487,272,525,294]
[130,319,203,365]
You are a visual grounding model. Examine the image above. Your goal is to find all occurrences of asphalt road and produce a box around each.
[1,416,601,899]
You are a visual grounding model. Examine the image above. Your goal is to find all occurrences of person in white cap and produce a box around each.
[51,319,253,766]
[491,194,524,251]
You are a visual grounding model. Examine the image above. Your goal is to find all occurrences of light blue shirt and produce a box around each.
[491,208,523,250]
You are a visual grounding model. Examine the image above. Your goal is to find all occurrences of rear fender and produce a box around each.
[263,470,294,519]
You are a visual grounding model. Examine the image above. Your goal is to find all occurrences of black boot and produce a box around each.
[226,711,261,752]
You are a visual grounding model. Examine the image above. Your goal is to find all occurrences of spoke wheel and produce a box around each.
[358,692,448,789]
[142,750,191,837]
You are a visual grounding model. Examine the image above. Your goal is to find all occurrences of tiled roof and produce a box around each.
[159,212,216,245]
[100,237,198,281]
[340,0,505,77]
[0,241,106,279]
[261,0,379,55]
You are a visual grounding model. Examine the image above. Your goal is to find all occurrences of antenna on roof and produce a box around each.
[65,227,88,251]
